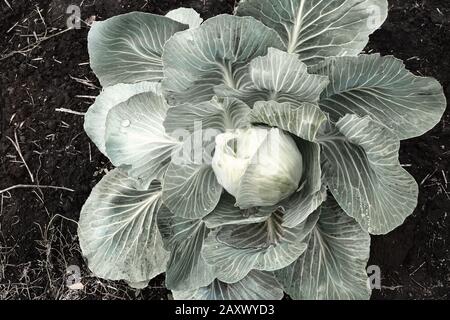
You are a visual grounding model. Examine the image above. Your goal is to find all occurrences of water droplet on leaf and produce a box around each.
[121,119,131,127]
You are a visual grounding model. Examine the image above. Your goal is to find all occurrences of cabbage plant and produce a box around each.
[79,1,446,300]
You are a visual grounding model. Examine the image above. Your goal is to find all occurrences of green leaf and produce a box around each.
[276,196,371,300]
[166,7,203,28]
[163,164,222,220]
[295,139,322,200]
[84,82,159,155]
[105,92,180,186]
[216,48,329,106]
[88,12,187,87]
[202,210,319,283]
[157,207,215,291]
[172,270,284,300]
[164,97,251,135]
[78,169,169,284]
[236,0,388,65]
[203,193,274,229]
[250,101,327,142]
[320,115,419,234]
[281,183,327,228]
[162,135,223,219]
[280,139,324,228]
[162,14,284,104]
[310,54,447,140]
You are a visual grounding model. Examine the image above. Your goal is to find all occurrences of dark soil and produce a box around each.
[0,0,448,300]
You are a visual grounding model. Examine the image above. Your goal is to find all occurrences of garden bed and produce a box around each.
[0,0,449,299]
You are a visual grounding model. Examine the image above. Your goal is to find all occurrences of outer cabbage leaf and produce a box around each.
[157,207,215,291]
[78,169,169,285]
[166,7,203,28]
[276,196,371,300]
[320,114,419,234]
[88,12,187,86]
[203,193,274,229]
[172,271,284,300]
[84,82,159,155]
[162,135,222,220]
[162,14,284,104]
[250,101,327,141]
[105,92,180,186]
[216,48,329,106]
[202,210,319,283]
[236,0,388,65]
[311,54,447,140]
[164,97,251,135]
[280,182,327,228]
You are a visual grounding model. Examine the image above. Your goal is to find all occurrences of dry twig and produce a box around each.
[6,131,34,182]
[0,185,74,194]
[55,108,86,116]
